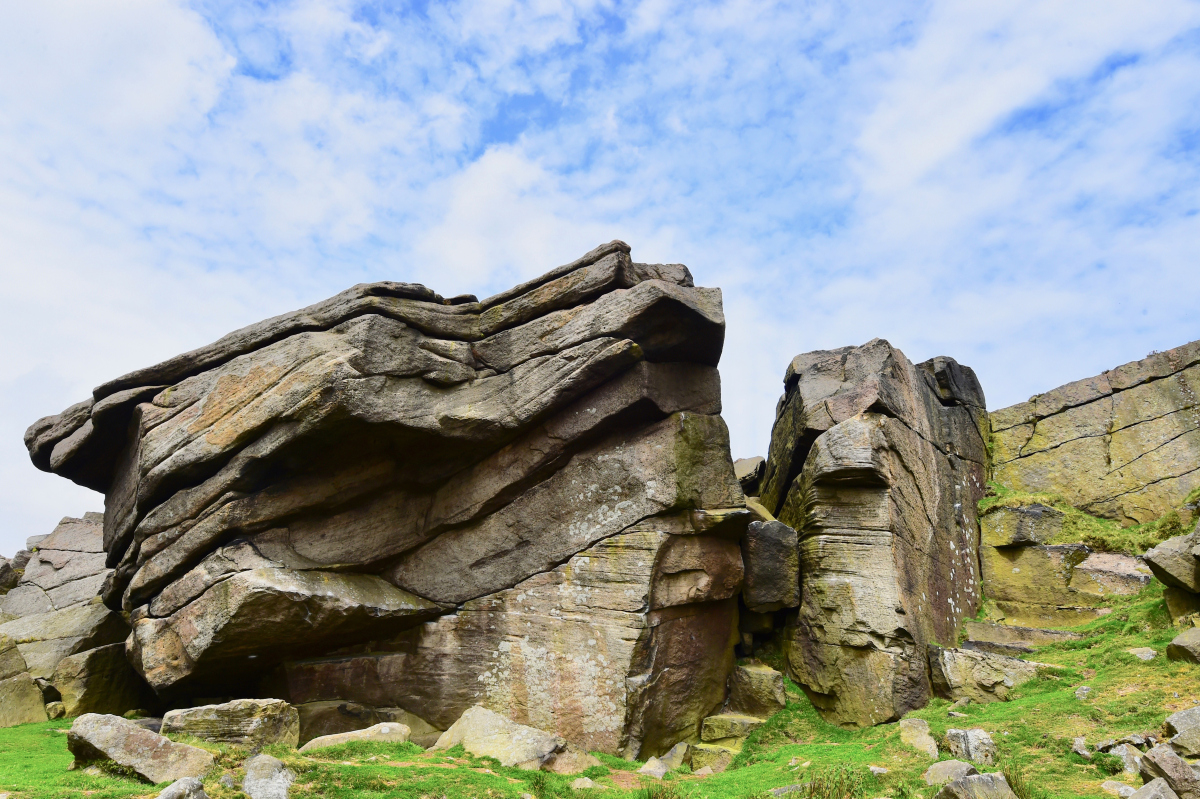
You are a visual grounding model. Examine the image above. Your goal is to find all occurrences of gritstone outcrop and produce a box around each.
[24,241,746,758]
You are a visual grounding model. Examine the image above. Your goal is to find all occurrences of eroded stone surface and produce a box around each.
[431,705,565,769]
[68,713,214,784]
[929,646,1042,704]
[161,698,299,748]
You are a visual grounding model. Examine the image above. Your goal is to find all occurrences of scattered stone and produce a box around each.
[53,643,154,717]
[543,745,604,775]
[933,772,1019,799]
[1098,739,1117,752]
[869,766,888,776]
[1168,629,1200,664]
[945,728,998,765]
[431,706,565,770]
[949,712,968,718]
[638,757,669,779]
[1128,647,1157,661]
[657,742,689,771]
[243,754,294,799]
[693,765,714,776]
[727,661,787,718]
[923,760,979,786]
[702,713,763,742]
[690,743,736,774]
[219,774,236,789]
[162,699,300,749]
[571,777,596,790]
[1101,781,1136,798]
[1072,737,1092,760]
[770,785,805,797]
[1140,744,1200,799]
[899,718,939,759]
[1076,686,1093,700]
[67,713,215,784]
[1166,707,1200,757]
[1110,744,1142,775]
[0,672,49,727]
[1130,778,1182,799]
[298,722,411,752]
[929,646,1041,704]
[157,777,209,799]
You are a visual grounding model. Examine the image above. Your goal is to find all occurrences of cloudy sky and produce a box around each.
[2,0,1199,554]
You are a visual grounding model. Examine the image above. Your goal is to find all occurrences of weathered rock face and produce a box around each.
[0,514,110,619]
[25,242,744,757]
[53,642,156,717]
[928,646,1042,704]
[757,340,987,728]
[161,698,300,748]
[68,713,215,784]
[991,339,1200,525]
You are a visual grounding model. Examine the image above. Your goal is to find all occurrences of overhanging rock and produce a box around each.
[25,241,745,758]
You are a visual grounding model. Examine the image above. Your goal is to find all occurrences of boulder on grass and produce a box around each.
[68,713,214,784]
[542,744,604,774]
[1131,778,1182,799]
[430,705,565,769]
[1167,707,1200,758]
[726,661,787,718]
[1140,744,1200,799]
[929,646,1041,704]
[157,777,209,799]
[1144,531,1200,593]
[1167,629,1200,665]
[933,772,1018,799]
[298,722,410,752]
[924,760,978,785]
[900,718,939,759]
[162,699,299,749]
[53,643,155,717]
[946,728,998,766]
[243,754,294,799]
[0,671,48,727]
[690,742,735,774]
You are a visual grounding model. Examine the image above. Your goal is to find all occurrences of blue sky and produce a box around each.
[2,0,1199,554]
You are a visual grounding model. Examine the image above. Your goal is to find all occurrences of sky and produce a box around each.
[2,0,1199,555]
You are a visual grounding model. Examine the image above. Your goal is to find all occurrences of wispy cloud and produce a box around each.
[2,0,1198,552]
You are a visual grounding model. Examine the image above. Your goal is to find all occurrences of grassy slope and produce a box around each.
[0,585,1190,799]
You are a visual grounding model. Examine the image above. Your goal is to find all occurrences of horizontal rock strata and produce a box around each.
[757,340,988,728]
[24,241,744,756]
[991,339,1200,524]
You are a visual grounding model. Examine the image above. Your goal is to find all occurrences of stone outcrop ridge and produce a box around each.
[756,339,988,728]
[0,514,111,619]
[991,339,1200,525]
[24,241,745,758]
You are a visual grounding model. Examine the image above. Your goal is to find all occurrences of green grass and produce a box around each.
[978,482,1200,554]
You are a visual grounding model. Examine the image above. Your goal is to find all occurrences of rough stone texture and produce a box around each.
[740,521,799,613]
[1164,588,1200,623]
[279,529,738,759]
[932,773,1019,799]
[690,743,735,773]
[68,713,215,784]
[0,602,129,678]
[1145,528,1200,593]
[1072,553,1154,596]
[0,672,48,727]
[543,745,604,774]
[298,722,411,752]
[295,700,441,747]
[701,713,762,741]
[1166,706,1200,757]
[1140,744,1200,799]
[161,699,299,748]
[924,760,978,785]
[979,531,1124,622]
[964,621,1083,648]
[0,514,110,619]
[726,661,787,719]
[53,643,156,717]
[735,457,765,496]
[0,633,26,681]
[900,718,939,758]
[980,505,1063,547]
[638,757,670,779]
[929,646,1041,704]
[1102,781,1136,798]
[430,705,566,769]
[946,728,998,765]
[243,754,294,799]
[24,243,743,755]
[157,777,209,799]
[1132,780,1182,799]
[990,339,1200,525]
[758,340,987,728]
[1110,743,1142,774]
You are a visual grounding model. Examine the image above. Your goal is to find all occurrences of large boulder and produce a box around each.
[24,242,744,757]
[758,341,987,727]
[945,728,998,765]
[1140,744,1200,799]
[68,713,215,783]
[990,339,1200,524]
[932,773,1019,799]
[1144,529,1200,593]
[430,705,566,769]
[929,646,1042,704]
[53,643,156,717]
[161,699,299,748]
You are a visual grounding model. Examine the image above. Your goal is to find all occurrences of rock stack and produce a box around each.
[23,241,747,758]
[752,339,989,728]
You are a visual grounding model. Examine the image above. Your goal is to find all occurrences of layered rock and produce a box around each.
[0,514,110,619]
[991,339,1200,525]
[756,340,987,727]
[25,241,744,756]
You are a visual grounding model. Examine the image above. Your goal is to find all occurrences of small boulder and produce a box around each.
[1167,629,1200,664]
[543,744,604,774]
[1130,778,1182,799]
[693,765,714,776]
[430,705,564,770]
[1144,531,1200,592]
[1101,780,1136,798]
[157,777,210,799]
[1128,648,1157,661]
[933,772,1019,799]
[243,754,294,799]
[297,722,411,752]
[701,713,762,742]
[726,661,787,718]
[929,646,1040,704]
[1167,707,1200,757]
[1110,743,1142,775]
[900,718,939,759]
[1140,744,1200,799]
[162,699,299,749]
[1072,737,1092,759]
[924,760,979,786]
[67,713,214,784]
[571,777,596,790]
[0,672,48,727]
[946,728,998,766]
[657,742,689,771]
[869,765,888,776]
[638,757,669,780]
[690,743,735,774]
[1076,686,1093,700]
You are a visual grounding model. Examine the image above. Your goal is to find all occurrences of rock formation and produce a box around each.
[755,339,988,727]
[991,339,1200,525]
[24,241,745,757]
